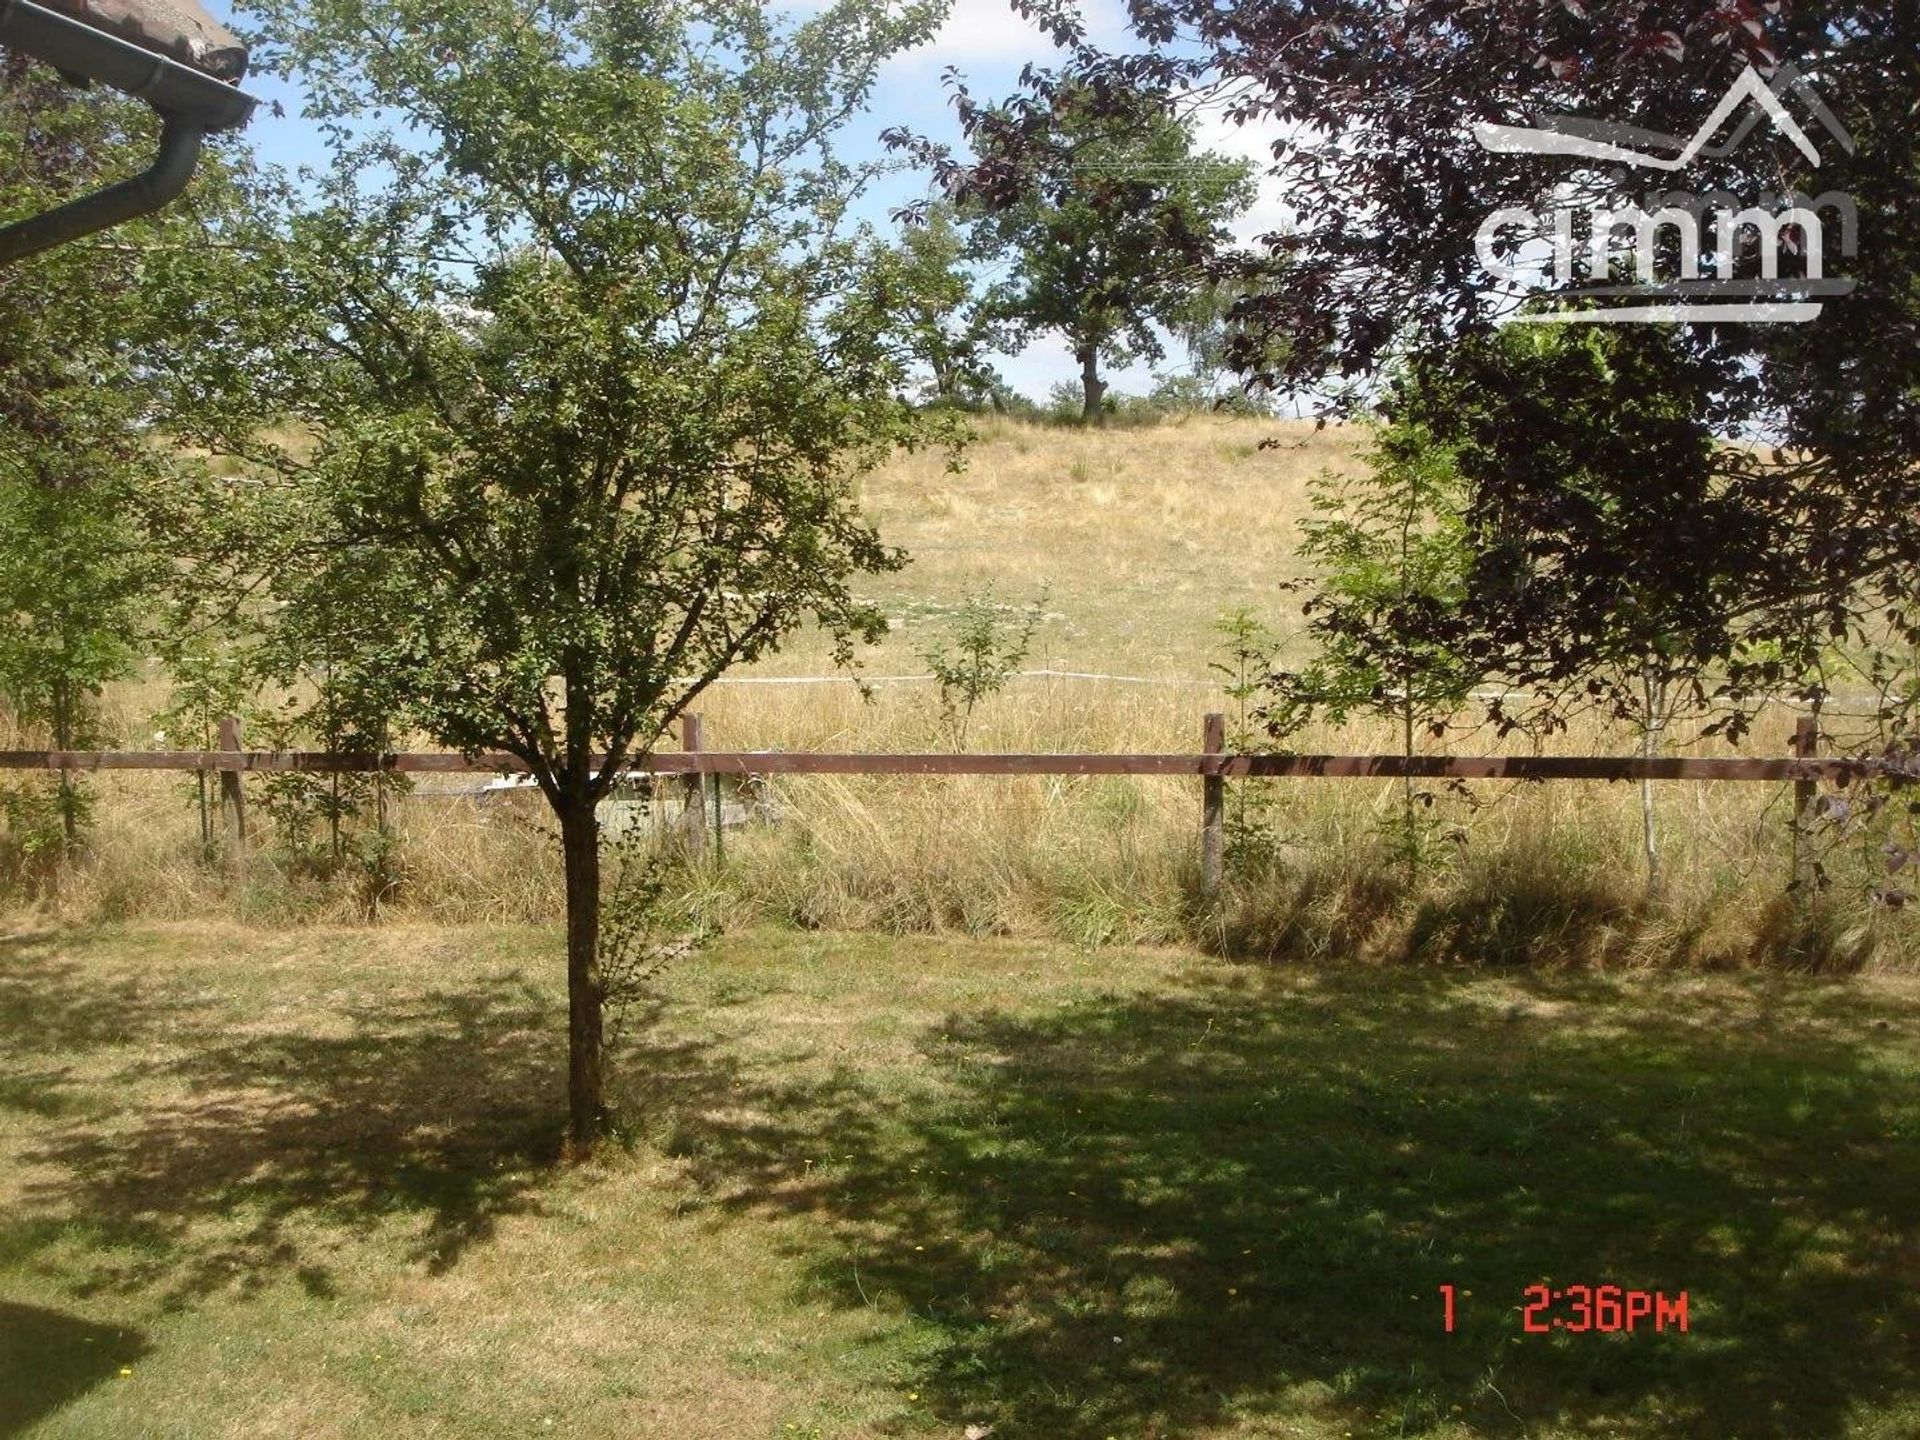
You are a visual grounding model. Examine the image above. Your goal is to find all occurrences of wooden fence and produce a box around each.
[0,712,1873,893]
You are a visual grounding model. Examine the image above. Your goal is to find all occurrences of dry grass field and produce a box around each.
[805,412,1357,678]
[7,412,1905,970]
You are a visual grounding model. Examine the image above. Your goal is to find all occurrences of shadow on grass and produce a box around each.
[0,933,587,1307]
[1208,843,1893,973]
[653,964,1920,1439]
[4,925,1915,1437]
[0,931,204,1067]
[0,1302,147,1438]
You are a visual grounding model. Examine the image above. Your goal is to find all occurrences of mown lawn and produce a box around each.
[1,923,1916,1439]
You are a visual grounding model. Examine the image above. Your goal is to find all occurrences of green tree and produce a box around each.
[0,58,249,860]
[916,585,1047,749]
[1277,326,1785,895]
[1266,422,1479,873]
[1380,326,1774,896]
[154,630,251,859]
[890,201,1001,409]
[1208,607,1284,865]
[0,478,142,856]
[961,86,1253,425]
[164,0,954,1152]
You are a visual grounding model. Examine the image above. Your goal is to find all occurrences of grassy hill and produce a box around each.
[684,412,1363,755]
[791,413,1360,680]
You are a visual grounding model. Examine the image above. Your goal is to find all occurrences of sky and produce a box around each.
[204,0,1293,402]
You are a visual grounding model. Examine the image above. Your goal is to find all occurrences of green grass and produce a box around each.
[3,922,1918,1437]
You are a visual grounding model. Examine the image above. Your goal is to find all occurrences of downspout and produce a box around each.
[0,110,204,260]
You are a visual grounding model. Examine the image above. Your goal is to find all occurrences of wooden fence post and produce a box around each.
[681,713,707,861]
[1791,713,1818,896]
[1202,711,1226,897]
[216,713,246,861]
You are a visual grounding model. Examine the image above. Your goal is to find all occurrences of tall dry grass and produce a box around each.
[674,681,1897,970]
[2,415,1911,970]
[8,676,1904,971]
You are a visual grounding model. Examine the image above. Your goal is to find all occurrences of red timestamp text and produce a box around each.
[1438,1285,1689,1334]
[1522,1284,1688,1334]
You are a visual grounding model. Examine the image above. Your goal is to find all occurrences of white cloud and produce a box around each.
[918,0,1055,63]
[894,0,1129,69]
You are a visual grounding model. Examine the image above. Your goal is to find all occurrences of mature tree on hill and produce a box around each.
[1161,275,1277,414]
[914,83,1253,424]
[158,0,956,1153]
[889,201,1003,409]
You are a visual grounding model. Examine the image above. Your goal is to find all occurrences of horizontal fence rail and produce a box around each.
[0,749,1902,783]
[0,713,1876,897]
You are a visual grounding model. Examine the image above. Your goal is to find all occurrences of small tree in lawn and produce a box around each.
[942,83,1253,425]
[155,631,251,861]
[166,0,955,1153]
[1208,607,1284,865]
[0,474,146,859]
[1265,423,1479,875]
[916,586,1048,750]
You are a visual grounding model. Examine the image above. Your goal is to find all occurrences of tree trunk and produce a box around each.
[1639,664,1666,901]
[1077,343,1107,426]
[558,794,606,1155]
[197,714,213,853]
[52,676,78,859]
[1401,686,1417,881]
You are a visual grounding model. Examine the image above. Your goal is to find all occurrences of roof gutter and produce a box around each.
[0,0,257,263]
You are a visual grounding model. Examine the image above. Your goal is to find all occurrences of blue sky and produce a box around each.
[206,0,1288,400]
